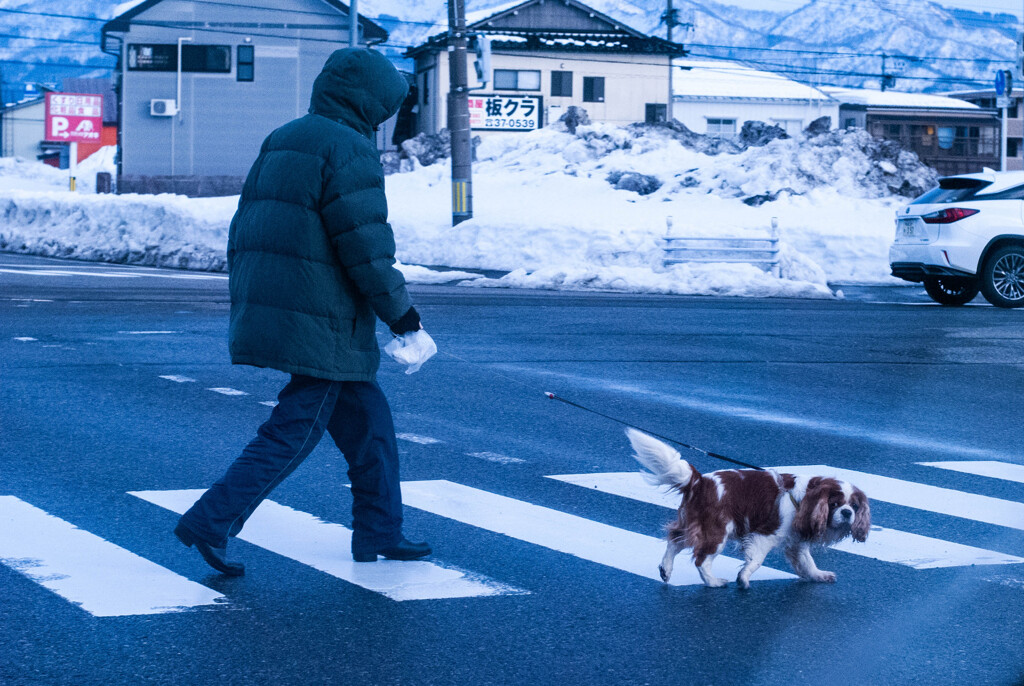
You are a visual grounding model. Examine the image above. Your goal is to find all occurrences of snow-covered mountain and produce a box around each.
[0,0,1020,105]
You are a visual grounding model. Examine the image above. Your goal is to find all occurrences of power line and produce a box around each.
[0,58,113,70]
[0,33,100,46]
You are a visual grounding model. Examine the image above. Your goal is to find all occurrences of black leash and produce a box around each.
[544,391,765,471]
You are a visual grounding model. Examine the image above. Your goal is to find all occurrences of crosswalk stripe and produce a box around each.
[400,480,796,586]
[919,461,1024,485]
[777,465,1024,532]
[0,496,224,617]
[548,473,1024,570]
[129,490,522,601]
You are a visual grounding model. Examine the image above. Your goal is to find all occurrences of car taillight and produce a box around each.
[921,208,979,224]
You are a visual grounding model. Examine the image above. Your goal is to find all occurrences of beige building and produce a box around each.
[0,97,45,160]
[404,0,685,137]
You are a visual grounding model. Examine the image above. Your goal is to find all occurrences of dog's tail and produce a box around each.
[626,428,697,491]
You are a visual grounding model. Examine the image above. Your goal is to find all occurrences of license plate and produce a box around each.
[900,220,916,237]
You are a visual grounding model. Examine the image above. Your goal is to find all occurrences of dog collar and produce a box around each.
[788,492,799,509]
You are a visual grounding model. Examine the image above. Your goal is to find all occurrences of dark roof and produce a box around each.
[102,0,388,43]
[62,78,118,124]
[405,0,685,58]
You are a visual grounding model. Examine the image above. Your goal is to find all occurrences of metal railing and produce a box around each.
[661,217,781,277]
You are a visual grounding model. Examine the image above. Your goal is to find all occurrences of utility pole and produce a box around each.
[349,0,358,47]
[447,0,472,225]
[880,53,896,92]
[666,0,675,123]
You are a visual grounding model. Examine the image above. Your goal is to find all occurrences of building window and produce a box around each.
[844,117,857,129]
[551,71,573,97]
[1011,101,1020,118]
[884,123,902,138]
[1009,138,1021,157]
[494,69,541,91]
[127,43,231,73]
[583,76,605,103]
[645,103,666,123]
[420,69,431,106]
[706,118,736,138]
[237,45,254,82]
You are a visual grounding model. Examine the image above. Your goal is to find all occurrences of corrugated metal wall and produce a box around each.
[113,0,366,195]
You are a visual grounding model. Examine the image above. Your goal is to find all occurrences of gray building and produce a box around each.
[101,0,388,196]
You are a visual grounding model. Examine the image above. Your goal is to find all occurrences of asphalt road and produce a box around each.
[2,253,1023,686]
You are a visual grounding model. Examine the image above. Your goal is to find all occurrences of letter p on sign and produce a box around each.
[50,116,70,139]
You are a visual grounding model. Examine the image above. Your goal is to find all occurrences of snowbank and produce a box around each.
[0,126,929,296]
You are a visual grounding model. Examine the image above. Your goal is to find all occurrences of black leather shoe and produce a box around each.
[174,522,245,576]
[353,538,432,562]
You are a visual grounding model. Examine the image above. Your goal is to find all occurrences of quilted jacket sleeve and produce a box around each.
[320,138,412,326]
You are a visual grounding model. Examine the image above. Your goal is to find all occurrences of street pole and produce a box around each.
[447,0,473,225]
[69,142,78,192]
[1003,101,1009,172]
[666,0,674,123]
[349,0,358,48]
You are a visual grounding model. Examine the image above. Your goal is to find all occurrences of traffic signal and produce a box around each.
[472,34,491,86]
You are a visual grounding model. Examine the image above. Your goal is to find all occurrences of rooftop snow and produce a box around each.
[673,60,833,102]
[111,0,146,18]
[821,86,980,110]
[467,0,531,26]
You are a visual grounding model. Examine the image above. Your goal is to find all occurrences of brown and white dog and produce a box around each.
[627,428,870,589]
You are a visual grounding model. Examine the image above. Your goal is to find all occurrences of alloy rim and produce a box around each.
[992,253,1024,301]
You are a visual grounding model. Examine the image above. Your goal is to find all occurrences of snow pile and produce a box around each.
[0,123,929,295]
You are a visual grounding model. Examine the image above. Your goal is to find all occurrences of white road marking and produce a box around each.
[548,472,1024,570]
[160,375,196,383]
[0,496,224,617]
[400,480,796,586]
[129,490,522,601]
[0,269,137,278]
[466,452,526,465]
[13,337,37,342]
[119,331,178,335]
[0,267,226,281]
[919,461,1024,485]
[396,433,441,445]
[207,388,248,396]
[778,465,1024,532]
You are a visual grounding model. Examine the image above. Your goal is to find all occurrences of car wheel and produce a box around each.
[923,276,981,306]
[980,245,1024,308]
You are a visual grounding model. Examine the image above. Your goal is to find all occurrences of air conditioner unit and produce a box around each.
[150,99,178,117]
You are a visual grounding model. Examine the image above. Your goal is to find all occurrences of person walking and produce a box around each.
[173,48,431,576]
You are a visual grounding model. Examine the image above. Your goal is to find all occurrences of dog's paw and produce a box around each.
[736,573,751,590]
[658,564,671,582]
[704,576,729,588]
[811,570,836,583]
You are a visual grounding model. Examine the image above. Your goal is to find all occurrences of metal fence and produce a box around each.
[661,217,781,277]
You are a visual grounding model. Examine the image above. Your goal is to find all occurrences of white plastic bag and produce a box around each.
[384,329,437,374]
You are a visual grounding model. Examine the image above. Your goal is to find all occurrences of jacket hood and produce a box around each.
[308,48,408,138]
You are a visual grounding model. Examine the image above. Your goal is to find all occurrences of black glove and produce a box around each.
[389,306,421,336]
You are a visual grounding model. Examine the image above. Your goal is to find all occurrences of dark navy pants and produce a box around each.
[179,375,403,555]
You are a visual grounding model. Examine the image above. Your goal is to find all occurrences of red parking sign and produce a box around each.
[44,93,103,143]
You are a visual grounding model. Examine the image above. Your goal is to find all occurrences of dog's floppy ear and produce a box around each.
[794,478,830,540]
[851,488,871,542]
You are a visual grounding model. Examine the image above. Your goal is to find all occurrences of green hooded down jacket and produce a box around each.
[227,49,412,382]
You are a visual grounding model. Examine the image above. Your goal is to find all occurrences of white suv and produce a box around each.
[889,169,1024,308]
